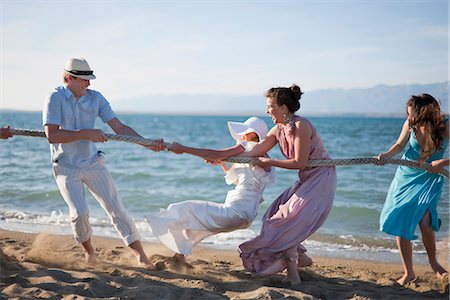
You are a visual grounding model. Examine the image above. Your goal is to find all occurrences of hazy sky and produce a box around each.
[1,0,448,111]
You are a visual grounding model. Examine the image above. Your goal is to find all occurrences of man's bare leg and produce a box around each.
[82,239,97,264]
[129,240,152,267]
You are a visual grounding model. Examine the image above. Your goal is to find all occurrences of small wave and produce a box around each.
[1,209,118,229]
[1,210,69,225]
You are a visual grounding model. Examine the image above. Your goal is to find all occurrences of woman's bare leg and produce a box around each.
[286,246,301,285]
[396,236,416,285]
[419,211,448,279]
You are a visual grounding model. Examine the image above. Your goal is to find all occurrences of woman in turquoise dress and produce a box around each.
[378,94,449,286]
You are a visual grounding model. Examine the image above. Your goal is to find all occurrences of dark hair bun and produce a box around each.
[290,84,303,101]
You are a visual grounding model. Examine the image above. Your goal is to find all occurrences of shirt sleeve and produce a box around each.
[224,164,241,185]
[97,92,116,123]
[42,90,62,126]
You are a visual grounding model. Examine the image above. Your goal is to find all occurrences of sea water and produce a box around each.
[0,111,448,263]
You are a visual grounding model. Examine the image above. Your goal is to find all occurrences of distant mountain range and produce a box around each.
[113,82,449,116]
[301,82,449,116]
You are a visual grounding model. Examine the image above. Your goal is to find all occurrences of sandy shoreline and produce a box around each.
[0,229,448,299]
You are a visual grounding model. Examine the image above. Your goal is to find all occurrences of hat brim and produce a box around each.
[65,71,96,80]
[228,122,255,142]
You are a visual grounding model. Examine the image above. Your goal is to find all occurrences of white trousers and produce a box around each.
[52,156,140,246]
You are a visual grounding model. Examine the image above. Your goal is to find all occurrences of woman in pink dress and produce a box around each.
[238,84,337,285]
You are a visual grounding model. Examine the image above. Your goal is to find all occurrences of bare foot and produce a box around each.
[82,239,97,265]
[85,252,98,265]
[136,252,154,268]
[430,261,448,279]
[297,253,313,267]
[396,274,417,286]
[136,254,154,268]
[284,275,301,286]
[138,260,155,269]
[128,240,154,267]
[439,273,449,294]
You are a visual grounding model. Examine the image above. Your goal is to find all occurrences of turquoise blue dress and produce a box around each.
[380,128,448,240]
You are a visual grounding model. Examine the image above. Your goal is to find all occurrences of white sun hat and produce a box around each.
[227,117,268,142]
[64,58,96,80]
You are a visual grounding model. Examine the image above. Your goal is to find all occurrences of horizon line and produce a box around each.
[0,108,409,118]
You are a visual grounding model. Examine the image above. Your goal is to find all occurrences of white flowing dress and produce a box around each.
[146,163,275,255]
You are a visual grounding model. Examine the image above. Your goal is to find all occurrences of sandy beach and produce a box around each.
[0,229,448,299]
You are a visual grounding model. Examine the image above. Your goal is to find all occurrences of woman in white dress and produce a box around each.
[146,117,275,263]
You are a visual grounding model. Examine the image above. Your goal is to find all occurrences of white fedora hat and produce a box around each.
[64,58,96,80]
[228,117,268,142]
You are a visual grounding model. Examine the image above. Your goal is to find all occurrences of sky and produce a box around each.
[0,0,448,112]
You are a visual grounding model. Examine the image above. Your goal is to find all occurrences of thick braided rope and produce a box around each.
[10,128,173,148]
[9,128,449,178]
[225,157,449,178]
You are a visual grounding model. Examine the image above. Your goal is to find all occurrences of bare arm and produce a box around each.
[219,161,231,173]
[107,117,165,151]
[428,157,450,172]
[256,120,311,170]
[45,118,140,144]
[171,142,245,161]
[45,124,107,144]
[378,119,411,161]
[107,118,141,136]
[204,159,231,173]
[239,126,279,157]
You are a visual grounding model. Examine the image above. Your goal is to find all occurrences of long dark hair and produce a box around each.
[407,94,446,162]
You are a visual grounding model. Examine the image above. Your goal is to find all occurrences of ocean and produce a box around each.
[0,111,448,264]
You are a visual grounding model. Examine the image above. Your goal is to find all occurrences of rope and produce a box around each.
[10,128,173,148]
[225,157,449,178]
[9,128,449,178]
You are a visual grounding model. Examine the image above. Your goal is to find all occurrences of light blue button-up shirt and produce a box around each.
[42,86,116,168]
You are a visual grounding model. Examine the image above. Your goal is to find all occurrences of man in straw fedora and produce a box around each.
[41,57,165,266]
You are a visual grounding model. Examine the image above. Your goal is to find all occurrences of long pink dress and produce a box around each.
[239,115,337,274]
